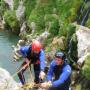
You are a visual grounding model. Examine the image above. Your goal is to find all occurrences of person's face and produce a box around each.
[33,50,39,54]
[55,57,63,65]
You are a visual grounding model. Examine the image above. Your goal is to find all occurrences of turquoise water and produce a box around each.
[0,30,21,81]
[0,30,32,82]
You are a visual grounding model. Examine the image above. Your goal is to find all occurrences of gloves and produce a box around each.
[40,81,52,89]
[39,71,45,80]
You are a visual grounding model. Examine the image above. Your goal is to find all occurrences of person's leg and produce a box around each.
[34,64,40,84]
[18,61,28,85]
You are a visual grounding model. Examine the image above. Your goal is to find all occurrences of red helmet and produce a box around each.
[32,40,42,52]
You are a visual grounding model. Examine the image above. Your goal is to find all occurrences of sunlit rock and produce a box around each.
[0,68,19,90]
[36,31,50,44]
[19,22,26,37]
[4,0,13,10]
[76,26,90,66]
[30,22,36,34]
[16,1,25,21]
[51,36,66,50]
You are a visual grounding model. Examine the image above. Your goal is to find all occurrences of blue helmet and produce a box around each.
[55,52,65,60]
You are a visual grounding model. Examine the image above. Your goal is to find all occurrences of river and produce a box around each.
[0,30,23,82]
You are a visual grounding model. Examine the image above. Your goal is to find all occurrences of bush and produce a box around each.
[28,6,45,33]
[43,0,56,14]
[24,0,36,20]
[4,10,19,33]
[58,21,68,37]
[44,14,59,36]
[49,20,59,36]
[13,0,19,10]
[67,23,76,39]
[0,0,8,16]
[67,8,77,22]
[85,15,90,28]
[82,55,90,81]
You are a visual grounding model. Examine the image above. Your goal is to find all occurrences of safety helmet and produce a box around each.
[55,51,65,60]
[32,40,42,52]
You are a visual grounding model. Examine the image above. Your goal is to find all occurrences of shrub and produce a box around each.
[85,15,90,28]
[0,0,8,16]
[82,55,90,81]
[13,0,19,10]
[28,6,45,33]
[44,14,59,36]
[24,0,36,20]
[4,10,19,33]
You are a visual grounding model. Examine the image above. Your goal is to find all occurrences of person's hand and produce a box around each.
[40,81,52,89]
[39,71,45,80]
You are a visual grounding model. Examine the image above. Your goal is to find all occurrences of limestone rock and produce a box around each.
[0,68,19,90]
[76,26,90,58]
[4,0,13,10]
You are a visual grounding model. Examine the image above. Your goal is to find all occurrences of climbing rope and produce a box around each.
[12,63,29,78]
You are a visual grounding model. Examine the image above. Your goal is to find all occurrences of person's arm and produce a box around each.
[46,61,55,81]
[52,65,71,87]
[39,50,46,71]
[20,46,30,65]
[20,46,29,58]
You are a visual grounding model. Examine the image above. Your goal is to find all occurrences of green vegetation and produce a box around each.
[1,0,90,89]
[82,55,90,81]
[4,10,19,33]
[85,15,90,28]
[44,14,59,36]
[28,6,45,33]
[0,0,8,16]
[24,0,36,20]
[13,0,19,10]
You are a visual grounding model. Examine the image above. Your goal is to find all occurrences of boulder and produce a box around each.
[76,26,90,66]
[0,68,19,90]
[76,26,90,58]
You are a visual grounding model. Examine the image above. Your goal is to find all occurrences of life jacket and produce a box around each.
[53,62,71,86]
[26,46,40,64]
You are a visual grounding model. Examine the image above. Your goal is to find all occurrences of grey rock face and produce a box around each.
[0,68,19,90]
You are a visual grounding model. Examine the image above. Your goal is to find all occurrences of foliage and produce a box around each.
[85,15,90,28]
[13,0,19,10]
[82,55,90,81]
[44,14,59,36]
[67,23,76,39]
[56,0,82,21]
[4,10,19,32]
[24,0,36,19]
[49,20,59,36]
[42,0,57,14]
[0,0,8,16]
[58,21,68,37]
[28,6,45,33]
[56,0,82,37]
